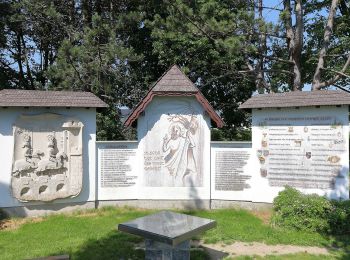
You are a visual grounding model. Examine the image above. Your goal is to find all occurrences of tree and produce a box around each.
[46,13,142,140]
[147,0,257,138]
[308,0,350,90]
[1,0,350,140]
[256,0,350,91]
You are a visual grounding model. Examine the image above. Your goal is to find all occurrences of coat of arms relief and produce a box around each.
[11,113,83,202]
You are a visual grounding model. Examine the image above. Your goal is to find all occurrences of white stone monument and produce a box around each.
[240,91,350,202]
[124,65,224,203]
[0,89,106,213]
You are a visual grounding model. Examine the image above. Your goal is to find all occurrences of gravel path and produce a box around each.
[195,241,330,258]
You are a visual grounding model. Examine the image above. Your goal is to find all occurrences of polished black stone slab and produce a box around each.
[118,211,216,246]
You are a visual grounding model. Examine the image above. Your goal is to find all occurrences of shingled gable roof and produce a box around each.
[239,90,350,110]
[0,89,107,108]
[124,65,224,128]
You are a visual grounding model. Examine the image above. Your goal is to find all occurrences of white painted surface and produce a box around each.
[137,96,211,200]
[0,107,97,207]
[251,106,349,203]
[2,103,348,211]
[97,141,139,200]
[211,143,254,201]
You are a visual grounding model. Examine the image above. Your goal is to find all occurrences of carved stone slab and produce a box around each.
[143,102,204,187]
[11,113,83,202]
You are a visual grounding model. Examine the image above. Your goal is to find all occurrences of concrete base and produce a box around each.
[211,200,272,211]
[145,239,190,260]
[1,200,273,217]
[1,201,95,217]
[97,200,211,210]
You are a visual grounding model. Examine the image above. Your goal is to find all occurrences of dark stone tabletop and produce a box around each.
[118,211,216,246]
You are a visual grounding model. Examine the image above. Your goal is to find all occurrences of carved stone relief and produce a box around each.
[143,102,203,187]
[11,113,83,202]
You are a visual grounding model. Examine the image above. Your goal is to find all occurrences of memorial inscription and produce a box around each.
[215,151,251,191]
[100,148,137,188]
[257,116,346,189]
[144,151,164,171]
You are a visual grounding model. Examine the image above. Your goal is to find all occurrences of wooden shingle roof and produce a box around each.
[239,90,350,110]
[0,89,107,108]
[124,65,224,127]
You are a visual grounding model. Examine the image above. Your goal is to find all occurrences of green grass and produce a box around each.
[0,207,349,260]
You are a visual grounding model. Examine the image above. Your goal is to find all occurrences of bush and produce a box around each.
[328,200,350,235]
[272,186,350,235]
[272,186,332,233]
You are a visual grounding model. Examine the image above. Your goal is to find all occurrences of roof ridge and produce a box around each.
[149,64,177,91]
[240,90,350,110]
[124,65,223,127]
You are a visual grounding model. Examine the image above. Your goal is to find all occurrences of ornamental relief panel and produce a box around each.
[11,113,83,202]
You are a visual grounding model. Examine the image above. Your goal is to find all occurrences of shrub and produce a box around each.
[272,186,333,233]
[328,200,350,235]
[272,186,350,235]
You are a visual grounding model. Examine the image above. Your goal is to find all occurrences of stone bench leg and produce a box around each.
[145,239,190,260]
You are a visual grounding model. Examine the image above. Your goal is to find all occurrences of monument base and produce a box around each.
[145,239,190,260]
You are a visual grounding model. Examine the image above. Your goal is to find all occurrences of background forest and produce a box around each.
[0,0,349,140]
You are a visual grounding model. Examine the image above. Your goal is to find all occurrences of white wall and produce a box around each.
[251,106,349,203]
[0,107,97,208]
[96,141,138,200]
[2,103,348,212]
[210,141,254,201]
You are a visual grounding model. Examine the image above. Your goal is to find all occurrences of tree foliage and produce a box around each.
[1,0,350,140]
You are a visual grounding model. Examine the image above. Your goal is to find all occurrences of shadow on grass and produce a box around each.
[68,231,213,260]
[72,231,144,260]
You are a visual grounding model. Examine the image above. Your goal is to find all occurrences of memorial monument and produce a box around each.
[240,90,350,202]
[98,65,224,205]
[12,113,84,202]
[0,89,106,214]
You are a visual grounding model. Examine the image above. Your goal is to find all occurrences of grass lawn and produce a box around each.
[0,207,349,260]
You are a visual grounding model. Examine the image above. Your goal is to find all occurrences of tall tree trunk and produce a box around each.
[16,32,25,87]
[20,35,35,90]
[283,0,303,91]
[312,0,339,90]
[284,0,295,89]
[256,0,268,92]
[82,0,92,27]
[293,0,303,91]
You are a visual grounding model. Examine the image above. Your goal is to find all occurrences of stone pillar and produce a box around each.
[145,239,190,260]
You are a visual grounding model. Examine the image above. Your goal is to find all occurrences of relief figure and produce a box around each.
[162,115,198,184]
[11,113,83,202]
[12,134,36,176]
[36,135,67,174]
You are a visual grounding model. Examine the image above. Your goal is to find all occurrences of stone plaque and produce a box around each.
[100,148,137,188]
[215,151,251,191]
[11,113,83,202]
[256,116,346,189]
